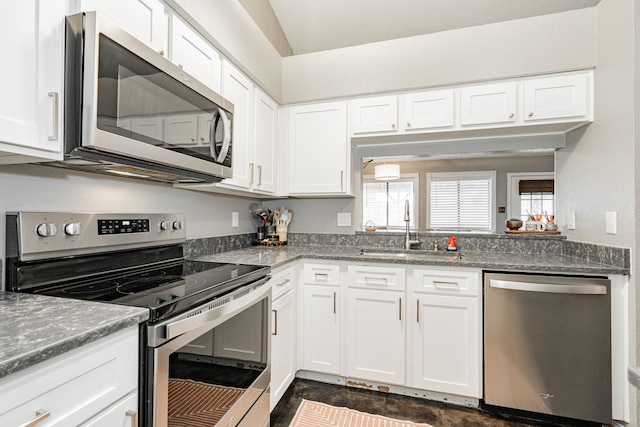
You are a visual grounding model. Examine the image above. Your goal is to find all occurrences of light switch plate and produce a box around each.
[606,211,617,234]
[567,211,576,230]
[232,211,239,227]
[337,212,351,227]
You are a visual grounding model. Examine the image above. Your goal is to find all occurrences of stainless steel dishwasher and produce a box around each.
[484,272,611,424]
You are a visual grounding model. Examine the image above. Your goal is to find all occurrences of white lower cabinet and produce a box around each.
[346,288,405,385]
[0,327,139,426]
[270,264,298,410]
[409,268,482,398]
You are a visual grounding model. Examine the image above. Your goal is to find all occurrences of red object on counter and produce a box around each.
[446,235,457,251]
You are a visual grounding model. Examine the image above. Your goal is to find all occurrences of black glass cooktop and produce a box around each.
[8,246,269,322]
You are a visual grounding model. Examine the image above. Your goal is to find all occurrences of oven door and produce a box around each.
[65,12,233,179]
[145,279,271,427]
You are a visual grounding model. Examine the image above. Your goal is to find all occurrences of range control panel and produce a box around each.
[9,212,186,261]
[98,219,150,235]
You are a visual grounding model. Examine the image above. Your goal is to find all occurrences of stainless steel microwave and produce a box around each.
[56,12,233,183]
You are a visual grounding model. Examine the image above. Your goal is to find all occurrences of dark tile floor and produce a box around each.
[270,379,597,427]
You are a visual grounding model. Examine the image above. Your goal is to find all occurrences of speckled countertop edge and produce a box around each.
[0,292,149,379]
[193,245,629,276]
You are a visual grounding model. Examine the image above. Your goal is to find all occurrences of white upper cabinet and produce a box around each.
[252,88,279,194]
[0,0,64,163]
[73,0,169,55]
[170,14,222,92]
[350,96,398,134]
[221,61,254,190]
[460,82,517,126]
[288,101,350,196]
[523,73,590,122]
[403,89,455,131]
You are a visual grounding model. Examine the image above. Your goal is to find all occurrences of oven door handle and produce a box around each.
[164,278,271,340]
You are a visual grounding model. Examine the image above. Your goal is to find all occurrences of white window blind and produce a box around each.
[427,171,495,231]
[363,177,416,229]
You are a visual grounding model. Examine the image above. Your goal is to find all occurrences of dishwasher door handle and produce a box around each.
[490,279,607,295]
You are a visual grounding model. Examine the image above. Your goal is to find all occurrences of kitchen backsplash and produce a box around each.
[184,232,629,271]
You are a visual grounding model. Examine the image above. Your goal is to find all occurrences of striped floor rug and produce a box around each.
[168,379,244,427]
[289,399,434,427]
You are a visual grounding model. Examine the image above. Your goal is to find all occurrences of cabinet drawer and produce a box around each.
[0,327,138,427]
[271,263,295,300]
[412,268,480,296]
[303,263,340,286]
[348,265,406,291]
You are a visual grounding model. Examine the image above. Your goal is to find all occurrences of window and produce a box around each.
[507,173,554,224]
[362,174,418,229]
[427,171,496,232]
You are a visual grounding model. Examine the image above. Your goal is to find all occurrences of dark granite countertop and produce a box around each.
[0,292,149,379]
[193,245,628,275]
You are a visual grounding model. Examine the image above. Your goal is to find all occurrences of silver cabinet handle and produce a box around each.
[276,278,290,287]
[364,276,388,283]
[23,409,51,427]
[391,123,396,129]
[399,297,402,321]
[333,292,337,314]
[433,280,459,287]
[158,49,165,56]
[490,280,607,295]
[257,165,262,186]
[340,170,344,191]
[125,410,138,427]
[272,309,278,335]
[528,112,534,117]
[406,122,411,128]
[508,113,515,119]
[48,92,59,141]
[313,272,329,280]
[416,299,420,323]
[249,162,254,185]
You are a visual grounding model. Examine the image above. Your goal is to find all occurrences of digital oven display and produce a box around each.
[98,219,150,235]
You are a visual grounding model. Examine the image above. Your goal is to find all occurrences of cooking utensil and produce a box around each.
[285,209,293,225]
[273,210,280,225]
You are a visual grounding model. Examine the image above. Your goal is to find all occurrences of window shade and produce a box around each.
[363,179,415,228]
[428,172,494,231]
[519,179,554,194]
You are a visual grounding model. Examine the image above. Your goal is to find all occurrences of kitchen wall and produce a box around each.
[282,8,596,103]
[0,164,259,288]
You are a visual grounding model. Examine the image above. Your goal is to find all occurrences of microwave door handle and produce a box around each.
[211,108,231,163]
[209,109,220,159]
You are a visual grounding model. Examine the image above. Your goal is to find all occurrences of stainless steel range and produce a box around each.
[5,212,271,427]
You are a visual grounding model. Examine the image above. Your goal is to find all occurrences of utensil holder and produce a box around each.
[276,224,288,242]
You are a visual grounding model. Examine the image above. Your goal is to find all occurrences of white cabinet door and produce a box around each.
[288,102,349,195]
[75,0,168,54]
[170,15,222,92]
[403,90,455,131]
[252,88,278,194]
[301,285,341,374]
[270,289,297,411]
[221,62,254,190]
[350,96,398,134]
[460,82,517,126]
[411,293,480,397]
[346,289,405,385]
[523,73,589,122]
[80,392,137,427]
[0,0,64,162]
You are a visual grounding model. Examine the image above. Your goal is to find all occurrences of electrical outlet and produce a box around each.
[337,212,351,227]
[232,212,239,227]
[606,211,617,234]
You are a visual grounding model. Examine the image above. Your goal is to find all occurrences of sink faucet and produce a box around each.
[404,200,420,250]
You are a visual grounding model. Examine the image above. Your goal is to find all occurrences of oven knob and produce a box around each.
[64,222,82,236]
[160,221,172,231]
[172,221,184,230]
[36,223,57,237]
